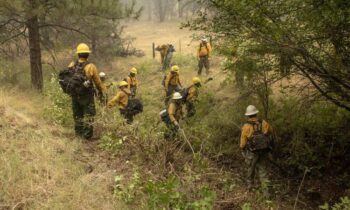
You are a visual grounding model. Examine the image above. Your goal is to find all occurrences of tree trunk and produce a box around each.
[27,1,43,91]
[147,0,152,21]
[178,0,184,18]
[40,15,53,49]
[158,0,166,22]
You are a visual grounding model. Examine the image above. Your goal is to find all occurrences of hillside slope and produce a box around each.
[0,89,127,210]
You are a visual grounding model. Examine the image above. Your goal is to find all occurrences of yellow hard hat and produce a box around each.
[192,77,201,84]
[76,43,91,54]
[130,67,138,74]
[119,81,128,88]
[171,65,179,72]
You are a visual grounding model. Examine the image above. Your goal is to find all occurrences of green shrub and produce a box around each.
[99,132,125,153]
[270,97,350,175]
[43,74,73,126]
[320,197,350,210]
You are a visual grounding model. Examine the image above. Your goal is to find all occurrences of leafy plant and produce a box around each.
[320,197,350,210]
[99,132,125,153]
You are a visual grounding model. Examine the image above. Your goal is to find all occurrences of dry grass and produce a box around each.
[0,89,124,210]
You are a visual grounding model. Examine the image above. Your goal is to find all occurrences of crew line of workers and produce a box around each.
[65,42,274,198]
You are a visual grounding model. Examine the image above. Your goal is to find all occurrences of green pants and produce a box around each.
[243,150,270,193]
[198,55,210,75]
[186,102,196,117]
[72,94,96,139]
[165,85,181,105]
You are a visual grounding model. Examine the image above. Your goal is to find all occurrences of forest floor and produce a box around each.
[0,21,328,210]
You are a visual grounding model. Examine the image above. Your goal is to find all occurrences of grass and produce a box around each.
[0,89,123,209]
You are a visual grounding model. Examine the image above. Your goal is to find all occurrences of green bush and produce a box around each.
[269,97,350,175]
[320,197,350,210]
[43,74,73,127]
[114,173,215,210]
[99,132,125,153]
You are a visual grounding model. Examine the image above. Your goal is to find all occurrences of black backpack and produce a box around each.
[246,120,272,152]
[126,98,143,115]
[58,61,93,96]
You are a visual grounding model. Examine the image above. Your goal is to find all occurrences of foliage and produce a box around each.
[114,171,142,204]
[269,97,350,174]
[0,59,30,88]
[43,74,73,126]
[186,0,350,111]
[99,132,125,153]
[114,173,215,209]
[320,197,350,210]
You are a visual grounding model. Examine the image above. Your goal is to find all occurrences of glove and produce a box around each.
[173,121,179,128]
[83,80,91,88]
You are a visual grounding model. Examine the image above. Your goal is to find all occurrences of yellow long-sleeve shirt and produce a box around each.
[197,42,212,58]
[168,102,183,123]
[68,58,106,94]
[186,85,199,103]
[165,72,181,90]
[126,76,138,89]
[107,89,131,110]
[240,118,273,149]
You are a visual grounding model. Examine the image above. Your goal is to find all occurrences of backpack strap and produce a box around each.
[74,60,90,74]
[247,120,262,132]
[200,43,209,52]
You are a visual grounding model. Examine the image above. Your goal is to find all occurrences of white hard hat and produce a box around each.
[245,105,259,116]
[172,92,182,100]
[201,37,208,42]
[99,72,106,77]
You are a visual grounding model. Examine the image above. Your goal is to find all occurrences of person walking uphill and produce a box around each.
[185,77,201,117]
[240,105,274,197]
[164,65,182,105]
[197,38,212,75]
[67,43,106,140]
[164,92,184,140]
[126,67,139,98]
[107,81,133,124]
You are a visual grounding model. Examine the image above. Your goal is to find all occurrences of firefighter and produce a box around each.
[126,67,139,98]
[197,38,212,75]
[164,92,184,140]
[107,81,133,124]
[68,43,106,140]
[185,77,201,117]
[240,105,274,196]
[164,65,182,105]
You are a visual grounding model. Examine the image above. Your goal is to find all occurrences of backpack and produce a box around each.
[58,61,93,96]
[246,120,272,152]
[126,98,143,115]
